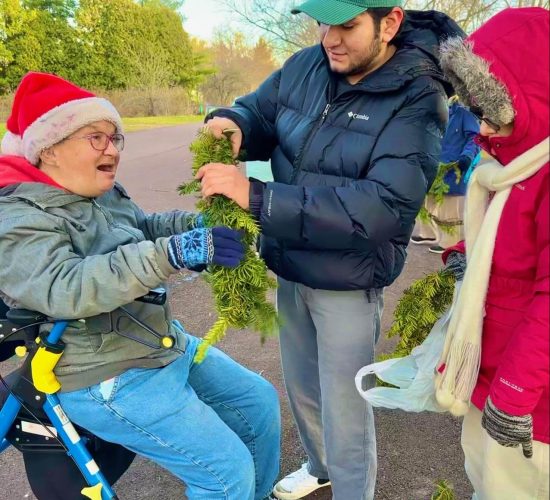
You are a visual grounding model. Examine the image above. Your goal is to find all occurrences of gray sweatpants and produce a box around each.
[277,277,383,500]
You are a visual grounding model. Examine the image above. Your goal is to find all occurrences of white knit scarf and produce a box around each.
[435,138,550,416]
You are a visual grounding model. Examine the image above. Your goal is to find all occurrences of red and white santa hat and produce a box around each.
[1,72,123,165]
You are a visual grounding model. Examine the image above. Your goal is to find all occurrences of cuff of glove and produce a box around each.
[482,396,533,447]
[190,214,206,229]
[249,178,265,221]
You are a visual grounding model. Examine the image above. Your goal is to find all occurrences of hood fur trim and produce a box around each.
[440,37,515,126]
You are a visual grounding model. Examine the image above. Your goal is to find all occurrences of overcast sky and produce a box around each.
[182,0,239,41]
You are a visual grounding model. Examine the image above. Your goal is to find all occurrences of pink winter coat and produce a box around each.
[443,8,549,444]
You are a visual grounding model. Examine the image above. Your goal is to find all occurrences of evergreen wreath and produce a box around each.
[418,162,462,235]
[179,130,279,362]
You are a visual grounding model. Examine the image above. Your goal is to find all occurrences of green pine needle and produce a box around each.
[431,480,455,500]
[418,162,462,235]
[375,270,455,386]
[181,130,279,362]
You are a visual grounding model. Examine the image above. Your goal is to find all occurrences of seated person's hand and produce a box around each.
[444,251,467,281]
[482,396,533,459]
[167,227,244,270]
[204,117,242,158]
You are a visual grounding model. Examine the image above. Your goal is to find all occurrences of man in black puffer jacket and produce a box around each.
[198,1,463,498]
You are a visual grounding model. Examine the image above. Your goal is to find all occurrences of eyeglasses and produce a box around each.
[469,107,501,132]
[64,132,125,152]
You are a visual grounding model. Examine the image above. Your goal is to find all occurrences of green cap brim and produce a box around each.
[291,0,368,25]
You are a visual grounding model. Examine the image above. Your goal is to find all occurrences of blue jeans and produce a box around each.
[58,333,281,500]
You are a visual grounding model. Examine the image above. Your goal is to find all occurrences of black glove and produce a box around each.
[167,227,244,270]
[482,396,533,459]
[457,155,472,171]
[444,251,467,281]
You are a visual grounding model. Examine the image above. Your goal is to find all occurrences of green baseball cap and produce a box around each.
[291,0,403,26]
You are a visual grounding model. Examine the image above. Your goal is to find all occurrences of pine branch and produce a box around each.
[431,480,455,500]
[419,162,463,235]
[375,270,455,386]
[181,130,279,361]
[386,270,455,355]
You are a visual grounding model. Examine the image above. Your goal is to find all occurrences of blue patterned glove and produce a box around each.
[167,227,244,270]
[189,214,206,229]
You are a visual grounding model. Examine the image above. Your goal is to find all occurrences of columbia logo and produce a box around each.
[348,111,369,121]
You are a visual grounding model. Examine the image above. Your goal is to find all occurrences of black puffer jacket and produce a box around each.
[211,11,463,291]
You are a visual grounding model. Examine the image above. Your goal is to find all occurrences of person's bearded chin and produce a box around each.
[344,36,382,78]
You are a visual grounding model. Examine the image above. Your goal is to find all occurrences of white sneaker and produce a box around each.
[272,464,331,500]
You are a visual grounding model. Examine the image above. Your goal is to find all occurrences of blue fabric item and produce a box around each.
[441,102,481,195]
[190,214,206,229]
[207,11,465,291]
[58,332,281,500]
[167,227,244,270]
[463,152,481,185]
[249,179,266,220]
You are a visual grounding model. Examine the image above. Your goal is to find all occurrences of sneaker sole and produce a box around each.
[410,238,437,245]
[272,481,331,500]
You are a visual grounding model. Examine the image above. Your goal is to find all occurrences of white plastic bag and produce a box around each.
[355,283,460,413]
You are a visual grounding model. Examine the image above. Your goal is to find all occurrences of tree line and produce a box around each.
[0,0,279,109]
[0,0,203,93]
[229,0,549,57]
[1,0,547,110]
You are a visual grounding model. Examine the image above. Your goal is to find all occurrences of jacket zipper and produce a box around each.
[91,199,113,230]
[290,103,331,183]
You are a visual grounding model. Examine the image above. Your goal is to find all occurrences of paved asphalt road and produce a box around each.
[0,123,472,500]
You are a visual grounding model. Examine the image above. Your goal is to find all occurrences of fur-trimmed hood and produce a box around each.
[440,7,549,165]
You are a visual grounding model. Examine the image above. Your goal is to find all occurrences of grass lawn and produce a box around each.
[0,115,203,139]
[121,115,203,131]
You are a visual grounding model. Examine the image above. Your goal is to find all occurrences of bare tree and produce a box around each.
[406,0,548,33]
[225,0,318,57]
[200,29,278,105]
[229,0,548,51]
[501,0,549,7]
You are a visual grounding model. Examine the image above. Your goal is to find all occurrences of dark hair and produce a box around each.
[366,7,406,43]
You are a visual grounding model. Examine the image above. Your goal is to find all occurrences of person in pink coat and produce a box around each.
[438,7,549,500]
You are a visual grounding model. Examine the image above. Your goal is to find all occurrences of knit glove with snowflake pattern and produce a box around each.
[482,396,533,458]
[167,227,244,270]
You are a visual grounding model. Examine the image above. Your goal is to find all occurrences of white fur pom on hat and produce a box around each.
[1,72,123,165]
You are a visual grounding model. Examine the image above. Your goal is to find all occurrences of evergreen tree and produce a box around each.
[23,0,76,18]
[0,0,41,92]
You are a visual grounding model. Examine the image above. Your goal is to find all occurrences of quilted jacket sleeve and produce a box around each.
[0,214,175,319]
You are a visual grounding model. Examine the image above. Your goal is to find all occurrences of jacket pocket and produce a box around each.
[83,314,113,352]
[89,376,120,404]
